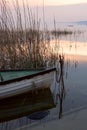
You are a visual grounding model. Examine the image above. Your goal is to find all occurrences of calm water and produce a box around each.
[0,25,87,130]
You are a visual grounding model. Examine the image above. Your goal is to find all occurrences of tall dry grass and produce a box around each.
[0,0,76,70]
[0,0,55,69]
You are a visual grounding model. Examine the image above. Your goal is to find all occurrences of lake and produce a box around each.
[0,24,87,130]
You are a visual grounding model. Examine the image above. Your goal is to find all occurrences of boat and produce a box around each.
[0,68,56,98]
[0,68,56,122]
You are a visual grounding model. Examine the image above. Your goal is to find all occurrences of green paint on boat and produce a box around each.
[0,69,45,81]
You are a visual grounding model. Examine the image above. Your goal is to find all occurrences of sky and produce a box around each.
[32,0,87,6]
[45,0,87,5]
[4,0,87,26]
[33,3,87,23]
[7,0,87,6]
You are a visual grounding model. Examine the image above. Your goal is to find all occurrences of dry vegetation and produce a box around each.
[0,0,76,70]
[0,0,55,69]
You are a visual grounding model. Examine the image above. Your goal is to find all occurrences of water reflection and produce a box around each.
[27,110,49,120]
[0,88,55,130]
[56,55,66,119]
[0,86,56,122]
[50,39,87,57]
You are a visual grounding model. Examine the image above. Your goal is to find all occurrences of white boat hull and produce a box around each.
[0,70,55,99]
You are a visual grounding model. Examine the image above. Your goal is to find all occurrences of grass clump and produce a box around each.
[0,0,53,69]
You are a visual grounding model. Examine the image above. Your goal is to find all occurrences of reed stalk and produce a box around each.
[0,0,55,69]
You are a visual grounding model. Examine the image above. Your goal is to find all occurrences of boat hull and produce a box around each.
[0,69,55,99]
[0,68,56,122]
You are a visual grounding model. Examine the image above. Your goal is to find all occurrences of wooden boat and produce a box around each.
[0,68,56,122]
[0,68,56,98]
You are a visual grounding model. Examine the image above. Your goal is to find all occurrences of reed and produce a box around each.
[0,0,55,70]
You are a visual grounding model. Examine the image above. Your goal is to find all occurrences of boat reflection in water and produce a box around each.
[0,81,56,130]
[0,86,56,122]
[27,110,50,120]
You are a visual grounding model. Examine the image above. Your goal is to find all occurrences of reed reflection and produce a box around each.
[56,55,66,119]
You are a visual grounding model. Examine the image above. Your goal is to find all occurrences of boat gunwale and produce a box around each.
[0,68,56,86]
[0,68,46,72]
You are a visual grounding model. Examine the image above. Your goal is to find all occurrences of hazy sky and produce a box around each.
[6,0,87,26]
[38,4,87,25]
[8,0,87,6]
[44,0,87,5]
[31,0,87,6]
